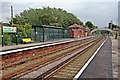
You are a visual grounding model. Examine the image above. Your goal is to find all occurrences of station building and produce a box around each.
[69,24,90,38]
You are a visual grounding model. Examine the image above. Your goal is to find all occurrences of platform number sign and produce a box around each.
[3,26,16,33]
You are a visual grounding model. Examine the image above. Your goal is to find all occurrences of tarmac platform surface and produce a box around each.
[0,37,93,52]
[0,39,70,52]
[80,36,113,79]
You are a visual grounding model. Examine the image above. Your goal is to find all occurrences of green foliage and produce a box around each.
[118,36,120,40]
[85,21,96,31]
[11,23,32,44]
[95,30,101,35]
[12,23,32,37]
[12,7,83,27]
[0,22,1,26]
[112,24,119,30]
[108,22,120,30]
[4,33,12,45]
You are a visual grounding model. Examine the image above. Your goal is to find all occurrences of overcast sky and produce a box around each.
[0,0,119,28]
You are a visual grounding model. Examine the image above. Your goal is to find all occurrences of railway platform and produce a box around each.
[0,37,93,52]
[1,36,119,80]
[0,39,70,52]
[111,37,119,79]
[79,36,114,79]
[1,38,87,52]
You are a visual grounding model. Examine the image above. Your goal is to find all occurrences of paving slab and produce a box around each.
[111,37,119,79]
[118,39,120,79]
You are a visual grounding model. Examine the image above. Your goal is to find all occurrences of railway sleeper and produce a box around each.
[2,41,82,68]
[1,36,102,79]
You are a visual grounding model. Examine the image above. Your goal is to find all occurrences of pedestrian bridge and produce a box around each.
[91,28,113,34]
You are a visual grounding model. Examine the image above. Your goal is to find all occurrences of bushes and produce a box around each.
[2,31,32,46]
[4,33,12,45]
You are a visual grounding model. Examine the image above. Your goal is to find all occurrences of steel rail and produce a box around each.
[2,37,96,79]
[34,37,104,80]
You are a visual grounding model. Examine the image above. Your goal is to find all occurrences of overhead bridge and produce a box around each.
[91,28,113,34]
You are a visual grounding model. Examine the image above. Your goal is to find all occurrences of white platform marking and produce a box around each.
[73,37,108,80]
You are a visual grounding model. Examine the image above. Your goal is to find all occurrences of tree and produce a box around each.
[108,22,120,30]
[85,21,95,31]
[13,7,83,27]
[12,23,32,37]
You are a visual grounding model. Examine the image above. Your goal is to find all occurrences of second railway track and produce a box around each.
[35,36,105,80]
[1,36,105,80]
[44,37,106,80]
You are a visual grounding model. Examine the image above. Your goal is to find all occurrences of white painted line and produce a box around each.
[73,37,108,80]
[0,36,94,55]
[0,40,72,55]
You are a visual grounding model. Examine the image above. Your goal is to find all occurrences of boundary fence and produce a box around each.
[0,25,70,47]
[32,25,70,42]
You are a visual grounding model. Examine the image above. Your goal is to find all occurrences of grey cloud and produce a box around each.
[1,2,11,22]
[69,2,118,27]
[0,1,118,27]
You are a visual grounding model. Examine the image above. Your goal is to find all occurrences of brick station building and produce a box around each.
[69,24,90,38]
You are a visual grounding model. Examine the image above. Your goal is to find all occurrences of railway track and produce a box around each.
[34,36,105,80]
[1,36,104,80]
[44,37,105,80]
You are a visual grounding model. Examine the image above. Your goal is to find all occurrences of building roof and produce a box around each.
[69,24,84,28]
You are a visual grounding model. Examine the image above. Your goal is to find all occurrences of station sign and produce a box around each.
[3,26,16,33]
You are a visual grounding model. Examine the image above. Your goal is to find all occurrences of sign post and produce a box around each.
[2,26,17,47]
[1,25,4,47]
[3,26,16,33]
[16,28,18,45]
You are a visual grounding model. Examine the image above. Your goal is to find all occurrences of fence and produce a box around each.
[1,25,70,46]
[32,25,70,42]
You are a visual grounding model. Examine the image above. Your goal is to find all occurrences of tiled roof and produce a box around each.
[69,24,84,28]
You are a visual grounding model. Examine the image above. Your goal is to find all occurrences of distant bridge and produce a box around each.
[91,28,113,34]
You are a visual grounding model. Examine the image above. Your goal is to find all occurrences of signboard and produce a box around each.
[3,26,16,33]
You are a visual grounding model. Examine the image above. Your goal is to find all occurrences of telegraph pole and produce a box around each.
[11,6,18,45]
[11,6,13,25]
